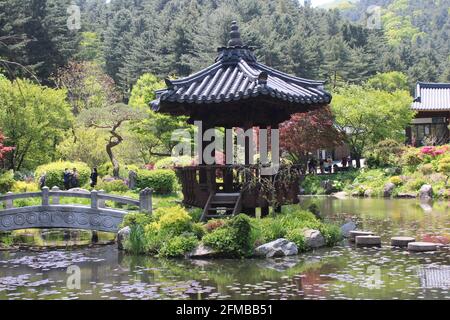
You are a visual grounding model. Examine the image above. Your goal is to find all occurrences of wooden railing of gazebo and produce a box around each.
[175,164,304,211]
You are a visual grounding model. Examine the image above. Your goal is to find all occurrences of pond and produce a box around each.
[0,198,449,300]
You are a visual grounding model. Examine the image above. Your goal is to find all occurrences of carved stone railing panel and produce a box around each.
[0,206,126,233]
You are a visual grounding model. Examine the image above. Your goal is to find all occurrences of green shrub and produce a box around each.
[159,235,198,257]
[285,228,307,251]
[11,181,39,193]
[124,224,149,254]
[400,147,422,170]
[203,214,253,257]
[154,156,193,169]
[438,156,450,183]
[188,208,203,222]
[204,219,227,233]
[0,170,15,193]
[405,178,426,191]
[154,206,192,236]
[319,224,343,246]
[35,161,90,189]
[96,179,129,193]
[419,163,434,175]
[366,139,404,168]
[389,176,403,186]
[191,222,206,239]
[136,169,177,194]
[252,218,287,243]
[121,213,152,228]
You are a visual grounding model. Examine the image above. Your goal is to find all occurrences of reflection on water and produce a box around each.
[0,198,449,300]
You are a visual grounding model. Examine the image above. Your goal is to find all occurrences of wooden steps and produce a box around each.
[200,192,242,221]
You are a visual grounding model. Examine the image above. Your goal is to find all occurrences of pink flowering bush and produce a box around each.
[420,145,449,157]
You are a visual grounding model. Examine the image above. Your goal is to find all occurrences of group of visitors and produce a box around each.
[63,168,80,190]
[62,167,98,190]
[307,156,353,175]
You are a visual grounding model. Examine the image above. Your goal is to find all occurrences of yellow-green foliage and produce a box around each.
[11,181,39,193]
[389,176,403,186]
[0,170,15,193]
[438,156,450,179]
[419,163,434,176]
[35,161,90,189]
[153,205,192,235]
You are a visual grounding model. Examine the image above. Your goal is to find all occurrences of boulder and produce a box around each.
[187,244,219,259]
[341,221,357,238]
[117,226,131,250]
[332,191,348,199]
[383,182,396,198]
[397,192,417,199]
[320,180,333,194]
[419,184,433,199]
[364,189,373,197]
[303,229,326,248]
[255,238,298,258]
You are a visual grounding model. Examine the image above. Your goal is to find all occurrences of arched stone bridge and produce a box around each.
[0,187,153,233]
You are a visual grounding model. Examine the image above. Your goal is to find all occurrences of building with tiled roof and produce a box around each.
[407,82,450,146]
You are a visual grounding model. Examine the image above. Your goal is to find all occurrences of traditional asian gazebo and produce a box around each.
[151,21,332,220]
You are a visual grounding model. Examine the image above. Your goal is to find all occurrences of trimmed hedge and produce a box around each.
[35,161,90,189]
[136,169,177,194]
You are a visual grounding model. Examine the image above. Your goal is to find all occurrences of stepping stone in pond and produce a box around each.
[349,231,375,242]
[391,237,415,247]
[407,242,438,252]
[355,235,381,246]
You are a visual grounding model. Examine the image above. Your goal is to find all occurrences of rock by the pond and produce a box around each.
[341,221,357,238]
[117,226,131,250]
[364,189,373,197]
[419,184,433,199]
[408,242,438,252]
[187,244,219,259]
[383,182,396,197]
[320,180,334,194]
[255,238,298,258]
[332,191,348,199]
[303,229,325,248]
[355,235,381,246]
[391,236,415,247]
[397,192,417,199]
[349,230,374,242]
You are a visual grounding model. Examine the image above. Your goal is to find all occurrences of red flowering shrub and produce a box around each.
[0,131,14,161]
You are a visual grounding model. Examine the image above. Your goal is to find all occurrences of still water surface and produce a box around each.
[0,198,449,300]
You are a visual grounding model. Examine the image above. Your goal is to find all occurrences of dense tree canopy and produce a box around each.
[331,81,415,167]
[0,77,73,171]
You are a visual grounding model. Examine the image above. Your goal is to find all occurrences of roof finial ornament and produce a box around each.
[228,21,243,47]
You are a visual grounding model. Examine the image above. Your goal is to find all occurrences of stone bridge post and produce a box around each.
[5,192,13,209]
[42,187,49,206]
[139,188,153,215]
[51,186,60,204]
[91,190,99,209]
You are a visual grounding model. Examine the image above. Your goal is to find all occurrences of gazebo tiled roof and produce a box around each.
[412,82,450,111]
[151,21,331,109]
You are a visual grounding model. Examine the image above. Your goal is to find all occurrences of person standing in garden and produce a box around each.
[71,168,79,188]
[90,167,98,188]
[63,168,71,190]
[38,172,46,189]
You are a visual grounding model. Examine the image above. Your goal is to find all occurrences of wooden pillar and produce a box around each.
[223,127,234,192]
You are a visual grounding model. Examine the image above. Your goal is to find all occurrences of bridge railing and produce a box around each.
[0,186,153,214]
